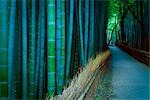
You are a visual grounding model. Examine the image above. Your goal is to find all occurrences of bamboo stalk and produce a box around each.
[0,0,8,98]
[47,0,56,95]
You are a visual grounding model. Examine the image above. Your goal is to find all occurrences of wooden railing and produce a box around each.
[117,44,150,66]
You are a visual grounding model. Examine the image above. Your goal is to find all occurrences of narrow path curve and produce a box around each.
[109,46,150,99]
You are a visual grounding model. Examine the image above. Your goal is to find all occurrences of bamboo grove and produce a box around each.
[122,0,149,51]
[0,0,108,99]
[107,0,149,51]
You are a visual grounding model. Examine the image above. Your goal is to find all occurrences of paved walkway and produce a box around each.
[108,46,150,100]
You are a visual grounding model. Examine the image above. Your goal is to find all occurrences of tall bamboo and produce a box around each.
[79,0,85,66]
[35,1,41,98]
[39,0,45,98]
[47,0,56,95]
[56,0,61,94]
[14,1,22,98]
[65,0,74,82]
[22,0,28,99]
[88,0,94,58]
[59,0,65,94]
[0,0,8,98]
[8,0,16,99]
[84,0,89,61]
[28,0,36,98]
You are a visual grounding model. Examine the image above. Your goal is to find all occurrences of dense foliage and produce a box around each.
[107,0,149,51]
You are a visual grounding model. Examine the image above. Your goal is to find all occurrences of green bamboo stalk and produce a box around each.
[47,0,56,95]
[84,0,89,62]
[39,0,45,98]
[28,0,36,98]
[8,0,16,99]
[35,0,42,98]
[0,0,8,99]
[57,0,65,94]
[65,0,74,83]
[88,0,94,58]
[64,0,69,84]
[22,0,28,99]
[56,0,61,95]
[72,0,80,75]
[14,1,22,98]
[79,0,85,66]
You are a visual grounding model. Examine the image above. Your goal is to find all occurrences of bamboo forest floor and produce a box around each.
[93,46,150,100]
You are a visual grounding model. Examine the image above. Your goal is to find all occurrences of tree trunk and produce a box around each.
[120,16,126,44]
